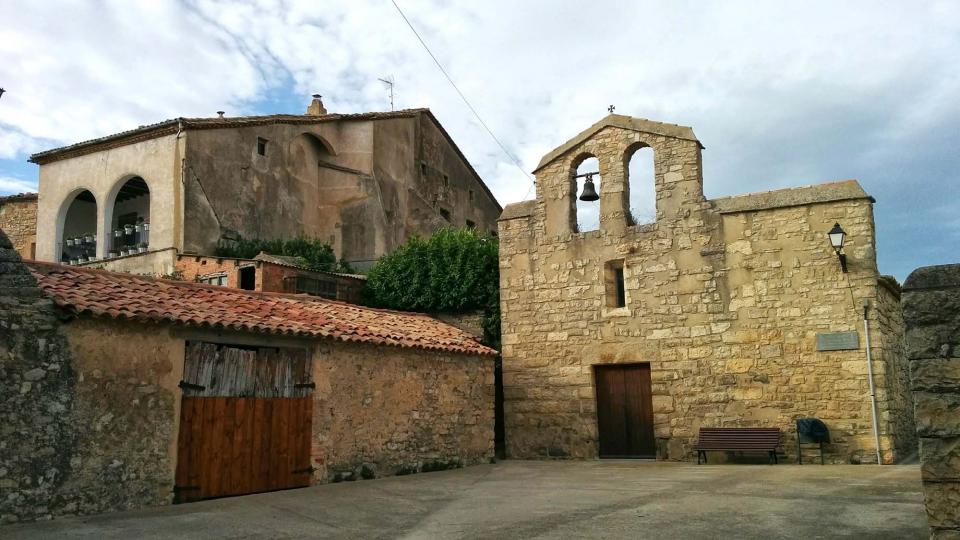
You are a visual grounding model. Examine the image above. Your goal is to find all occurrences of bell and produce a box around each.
[579,177,600,201]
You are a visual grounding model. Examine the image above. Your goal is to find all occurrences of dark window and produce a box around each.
[439,208,451,222]
[239,266,256,291]
[605,260,627,308]
[257,137,268,156]
[469,189,475,202]
[442,174,449,187]
[466,219,476,229]
[420,162,427,176]
[490,230,498,237]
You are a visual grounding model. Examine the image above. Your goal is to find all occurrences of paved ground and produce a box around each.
[6,461,926,539]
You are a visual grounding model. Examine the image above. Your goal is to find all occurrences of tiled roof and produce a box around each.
[711,180,873,214]
[28,109,428,164]
[26,262,495,356]
[0,192,38,203]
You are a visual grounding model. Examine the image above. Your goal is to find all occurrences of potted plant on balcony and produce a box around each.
[84,233,94,244]
[137,242,147,254]
[107,249,118,259]
[124,223,134,236]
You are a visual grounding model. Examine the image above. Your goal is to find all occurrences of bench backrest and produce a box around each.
[696,427,781,449]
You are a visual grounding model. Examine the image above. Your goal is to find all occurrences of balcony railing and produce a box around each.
[108,220,150,258]
[60,234,97,264]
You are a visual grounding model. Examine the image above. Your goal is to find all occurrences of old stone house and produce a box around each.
[498,114,914,464]
[0,192,37,259]
[0,231,494,523]
[28,96,501,274]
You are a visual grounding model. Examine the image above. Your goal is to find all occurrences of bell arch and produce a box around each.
[572,153,601,233]
[624,142,656,225]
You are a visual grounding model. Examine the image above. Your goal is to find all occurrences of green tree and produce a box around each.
[363,228,500,348]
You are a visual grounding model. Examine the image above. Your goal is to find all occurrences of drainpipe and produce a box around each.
[863,299,883,465]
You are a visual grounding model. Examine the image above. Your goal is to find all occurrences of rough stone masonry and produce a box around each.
[903,264,960,538]
[497,114,915,463]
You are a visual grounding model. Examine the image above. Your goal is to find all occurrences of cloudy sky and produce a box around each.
[1,0,957,280]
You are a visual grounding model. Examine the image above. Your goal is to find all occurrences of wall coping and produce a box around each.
[903,263,960,291]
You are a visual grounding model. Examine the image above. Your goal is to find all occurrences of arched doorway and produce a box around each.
[108,176,150,257]
[59,190,98,264]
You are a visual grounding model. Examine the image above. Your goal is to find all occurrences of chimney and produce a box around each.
[306,94,327,116]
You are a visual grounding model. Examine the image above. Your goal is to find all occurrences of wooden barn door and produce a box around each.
[594,364,655,458]
[174,342,314,502]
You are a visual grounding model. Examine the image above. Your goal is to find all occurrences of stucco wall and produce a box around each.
[903,264,960,538]
[57,318,183,516]
[35,133,182,262]
[498,120,913,463]
[310,341,495,481]
[0,197,38,259]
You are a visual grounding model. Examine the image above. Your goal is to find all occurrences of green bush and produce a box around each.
[214,235,352,273]
[363,228,500,348]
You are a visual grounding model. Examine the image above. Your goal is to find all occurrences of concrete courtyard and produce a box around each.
[5,461,927,539]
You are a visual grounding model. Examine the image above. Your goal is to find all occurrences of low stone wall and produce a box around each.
[0,232,77,524]
[903,264,960,538]
[81,248,178,277]
[310,341,495,481]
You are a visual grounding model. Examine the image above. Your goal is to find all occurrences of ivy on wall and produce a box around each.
[363,228,501,348]
[214,236,353,273]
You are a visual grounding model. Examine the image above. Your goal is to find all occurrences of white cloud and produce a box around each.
[0,176,38,194]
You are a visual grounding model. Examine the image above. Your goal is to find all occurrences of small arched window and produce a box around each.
[626,145,656,225]
[574,155,601,233]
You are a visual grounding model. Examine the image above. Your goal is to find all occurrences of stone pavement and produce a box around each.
[4,461,926,539]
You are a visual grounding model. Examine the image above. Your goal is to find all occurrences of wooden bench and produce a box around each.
[694,427,781,464]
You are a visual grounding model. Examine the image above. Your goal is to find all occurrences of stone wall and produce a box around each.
[0,196,38,259]
[310,341,495,481]
[498,114,914,463]
[0,231,77,524]
[903,264,960,538]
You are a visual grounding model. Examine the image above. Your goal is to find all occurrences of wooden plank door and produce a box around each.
[175,343,313,503]
[595,364,655,458]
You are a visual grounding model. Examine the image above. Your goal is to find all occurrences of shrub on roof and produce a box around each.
[362,227,500,348]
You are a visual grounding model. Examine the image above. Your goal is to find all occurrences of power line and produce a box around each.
[390,0,535,189]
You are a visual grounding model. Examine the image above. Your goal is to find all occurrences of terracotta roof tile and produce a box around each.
[26,261,495,357]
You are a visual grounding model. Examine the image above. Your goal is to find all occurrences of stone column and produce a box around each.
[903,264,960,539]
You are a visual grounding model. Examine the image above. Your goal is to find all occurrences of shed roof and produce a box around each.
[26,262,494,356]
[0,192,38,203]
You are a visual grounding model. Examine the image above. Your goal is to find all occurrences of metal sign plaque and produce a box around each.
[816,331,860,351]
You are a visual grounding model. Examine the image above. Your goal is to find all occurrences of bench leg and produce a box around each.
[820,441,824,465]
[770,450,778,465]
[797,438,802,465]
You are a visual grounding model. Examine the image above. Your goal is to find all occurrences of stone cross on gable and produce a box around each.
[608,105,615,113]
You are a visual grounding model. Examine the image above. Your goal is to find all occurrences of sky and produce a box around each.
[1,0,957,280]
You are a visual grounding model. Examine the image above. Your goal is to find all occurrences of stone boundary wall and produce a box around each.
[903,264,960,538]
[0,230,77,524]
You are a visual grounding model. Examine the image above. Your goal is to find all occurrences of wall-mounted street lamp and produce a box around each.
[828,222,847,273]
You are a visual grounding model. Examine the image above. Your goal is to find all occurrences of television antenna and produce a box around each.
[378,76,395,111]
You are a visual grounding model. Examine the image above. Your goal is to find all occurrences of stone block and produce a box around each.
[912,358,960,391]
[924,481,960,529]
[921,437,960,482]
[906,324,959,360]
[915,392,960,438]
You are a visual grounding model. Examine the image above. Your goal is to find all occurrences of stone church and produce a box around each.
[28,96,501,273]
[497,114,915,464]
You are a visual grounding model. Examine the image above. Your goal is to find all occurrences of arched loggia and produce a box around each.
[58,189,97,264]
[106,176,150,257]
